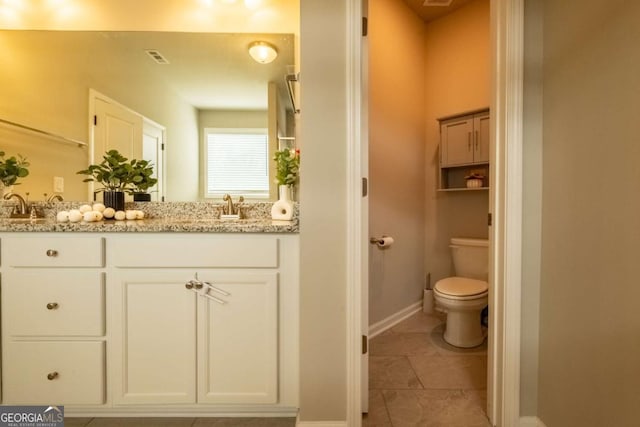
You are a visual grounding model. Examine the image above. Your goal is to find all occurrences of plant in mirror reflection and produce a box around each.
[0,151,30,187]
[78,150,158,194]
[274,148,300,186]
[127,159,158,195]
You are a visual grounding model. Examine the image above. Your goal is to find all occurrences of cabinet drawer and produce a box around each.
[3,341,105,405]
[3,271,105,336]
[3,237,104,267]
[110,236,279,268]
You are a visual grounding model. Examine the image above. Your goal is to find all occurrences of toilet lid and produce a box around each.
[434,277,488,297]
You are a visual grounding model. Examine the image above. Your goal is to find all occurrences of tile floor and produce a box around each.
[64,311,487,427]
[64,417,296,427]
[363,311,490,427]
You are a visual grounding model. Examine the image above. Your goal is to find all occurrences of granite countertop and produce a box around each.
[0,217,298,233]
[0,201,299,233]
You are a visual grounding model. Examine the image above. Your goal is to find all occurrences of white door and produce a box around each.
[93,97,143,164]
[197,271,279,404]
[111,270,198,405]
[142,119,165,201]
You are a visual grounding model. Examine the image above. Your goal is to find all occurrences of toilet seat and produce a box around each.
[434,277,488,301]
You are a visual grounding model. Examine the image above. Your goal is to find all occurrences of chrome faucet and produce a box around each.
[222,194,244,218]
[3,192,29,217]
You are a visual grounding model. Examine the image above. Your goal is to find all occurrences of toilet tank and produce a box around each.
[450,237,489,280]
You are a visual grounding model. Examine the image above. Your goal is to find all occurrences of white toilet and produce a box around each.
[433,237,489,348]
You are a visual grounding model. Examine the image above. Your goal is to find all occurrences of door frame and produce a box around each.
[89,89,166,202]
[345,0,525,426]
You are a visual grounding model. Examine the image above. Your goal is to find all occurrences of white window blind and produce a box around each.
[205,128,269,198]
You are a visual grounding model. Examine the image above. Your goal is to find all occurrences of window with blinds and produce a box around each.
[204,128,269,198]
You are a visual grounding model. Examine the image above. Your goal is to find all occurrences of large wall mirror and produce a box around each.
[0,30,297,202]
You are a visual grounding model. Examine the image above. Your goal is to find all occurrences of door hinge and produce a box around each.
[93,115,97,126]
[362,177,368,197]
[161,143,165,151]
[362,335,368,354]
[488,212,492,226]
[362,16,368,37]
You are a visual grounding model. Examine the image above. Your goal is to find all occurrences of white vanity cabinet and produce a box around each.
[0,232,299,416]
[111,269,278,406]
[0,236,107,405]
[108,234,296,409]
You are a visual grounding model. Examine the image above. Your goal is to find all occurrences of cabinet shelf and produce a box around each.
[438,187,489,192]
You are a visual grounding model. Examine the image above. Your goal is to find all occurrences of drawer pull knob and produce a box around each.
[46,249,58,257]
[46,302,59,310]
[47,371,59,380]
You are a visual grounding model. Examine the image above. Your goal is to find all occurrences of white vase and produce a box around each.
[271,185,294,220]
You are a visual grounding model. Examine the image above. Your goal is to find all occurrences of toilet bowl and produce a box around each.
[434,277,488,347]
[433,237,489,348]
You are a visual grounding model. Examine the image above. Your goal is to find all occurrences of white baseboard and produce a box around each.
[296,421,347,427]
[519,416,546,427]
[368,301,422,338]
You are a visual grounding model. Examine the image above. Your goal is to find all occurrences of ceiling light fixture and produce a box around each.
[248,41,278,64]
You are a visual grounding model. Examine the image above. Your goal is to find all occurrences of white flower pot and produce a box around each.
[271,185,294,220]
[466,178,483,188]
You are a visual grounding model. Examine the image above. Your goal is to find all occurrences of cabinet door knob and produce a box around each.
[46,302,59,310]
[194,281,204,290]
[47,371,59,380]
[185,282,194,290]
[46,249,58,257]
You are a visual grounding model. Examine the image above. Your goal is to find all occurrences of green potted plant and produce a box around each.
[0,151,30,194]
[271,148,300,220]
[127,159,158,202]
[274,148,300,188]
[77,149,133,211]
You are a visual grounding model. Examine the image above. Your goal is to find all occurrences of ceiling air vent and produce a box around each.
[145,49,170,64]
[423,0,453,6]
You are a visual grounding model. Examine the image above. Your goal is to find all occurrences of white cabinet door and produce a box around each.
[197,271,279,404]
[111,270,198,405]
[473,111,490,163]
[440,116,474,167]
[112,269,279,406]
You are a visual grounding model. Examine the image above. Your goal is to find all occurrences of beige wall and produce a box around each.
[298,0,348,420]
[423,0,490,284]
[0,127,87,199]
[538,0,640,425]
[368,0,426,324]
[199,110,267,129]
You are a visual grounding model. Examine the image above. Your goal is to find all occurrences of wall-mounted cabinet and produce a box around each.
[438,108,490,191]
